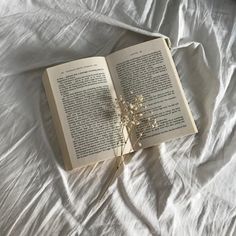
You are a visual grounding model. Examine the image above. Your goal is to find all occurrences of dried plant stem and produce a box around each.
[96,93,157,203]
[97,155,124,203]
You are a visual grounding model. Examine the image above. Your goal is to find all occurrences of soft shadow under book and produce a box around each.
[42,38,198,170]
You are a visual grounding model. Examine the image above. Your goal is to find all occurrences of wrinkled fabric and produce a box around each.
[1,0,236,235]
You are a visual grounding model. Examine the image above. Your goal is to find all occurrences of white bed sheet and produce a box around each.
[1,0,236,235]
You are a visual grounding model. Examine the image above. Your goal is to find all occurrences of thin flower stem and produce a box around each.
[120,124,125,156]
[120,136,129,164]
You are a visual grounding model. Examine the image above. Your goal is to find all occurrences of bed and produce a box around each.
[1,0,236,235]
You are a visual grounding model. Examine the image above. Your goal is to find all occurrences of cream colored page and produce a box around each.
[47,57,131,168]
[106,38,197,149]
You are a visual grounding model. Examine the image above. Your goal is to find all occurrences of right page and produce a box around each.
[106,38,198,149]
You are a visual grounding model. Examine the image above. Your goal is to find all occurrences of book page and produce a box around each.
[106,38,197,149]
[45,57,132,168]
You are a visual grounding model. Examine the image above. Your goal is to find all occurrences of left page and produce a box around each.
[43,57,132,169]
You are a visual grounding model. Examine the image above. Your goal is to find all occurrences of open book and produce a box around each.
[42,38,197,170]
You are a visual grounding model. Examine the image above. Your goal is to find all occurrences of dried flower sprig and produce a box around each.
[97,92,158,203]
[115,92,157,159]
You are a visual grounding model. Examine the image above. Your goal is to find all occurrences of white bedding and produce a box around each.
[1,1,236,235]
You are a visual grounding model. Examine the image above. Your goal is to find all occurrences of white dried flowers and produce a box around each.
[97,92,158,203]
[115,92,158,167]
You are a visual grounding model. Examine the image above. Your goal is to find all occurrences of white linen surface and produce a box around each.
[1,1,236,235]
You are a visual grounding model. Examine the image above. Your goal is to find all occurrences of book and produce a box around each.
[42,38,198,170]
